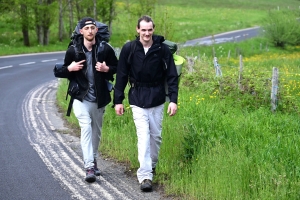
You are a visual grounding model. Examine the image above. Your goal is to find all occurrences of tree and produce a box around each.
[19,3,31,46]
[97,0,116,34]
[69,0,75,36]
[34,0,57,45]
[0,0,15,13]
[58,0,64,42]
[137,0,157,17]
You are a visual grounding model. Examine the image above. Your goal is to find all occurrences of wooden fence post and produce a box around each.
[227,49,231,61]
[213,57,222,77]
[271,67,279,112]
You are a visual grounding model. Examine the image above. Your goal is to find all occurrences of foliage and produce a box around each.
[123,0,157,17]
[0,0,15,12]
[97,0,117,27]
[3,0,298,49]
[262,10,300,48]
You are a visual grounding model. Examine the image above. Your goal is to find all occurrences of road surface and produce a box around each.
[0,53,164,199]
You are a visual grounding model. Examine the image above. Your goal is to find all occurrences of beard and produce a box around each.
[85,35,95,42]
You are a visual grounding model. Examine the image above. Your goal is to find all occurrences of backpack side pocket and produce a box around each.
[68,80,79,96]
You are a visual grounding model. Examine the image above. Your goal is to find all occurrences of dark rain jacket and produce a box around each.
[56,35,118,108]
[113,35,178,108]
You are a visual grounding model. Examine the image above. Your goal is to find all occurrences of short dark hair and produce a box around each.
[137,15,155,29]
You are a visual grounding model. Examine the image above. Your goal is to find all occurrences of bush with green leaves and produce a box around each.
[262,10,300,48]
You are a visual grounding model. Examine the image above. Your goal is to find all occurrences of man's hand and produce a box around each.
[68,60,85,71]
[95,61,109,72]
[167,102,177,116]
[115,104,125,116]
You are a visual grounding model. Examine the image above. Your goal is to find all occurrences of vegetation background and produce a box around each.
[1,0,300,199]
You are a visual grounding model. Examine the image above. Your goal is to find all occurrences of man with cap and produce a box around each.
[59,17,118,183]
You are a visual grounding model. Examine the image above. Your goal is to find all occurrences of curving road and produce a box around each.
[0,52,164,199]
[182,26,261,46]
[0,52,72,199]
[0,27,260,199]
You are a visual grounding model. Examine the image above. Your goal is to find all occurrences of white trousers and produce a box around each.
[131,104,164,183]
[73,99,105,169]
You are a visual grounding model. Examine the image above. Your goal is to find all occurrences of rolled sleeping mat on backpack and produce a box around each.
[173,54,185,84]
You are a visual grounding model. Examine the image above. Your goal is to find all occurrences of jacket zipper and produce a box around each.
[80,46,89,99]
[93,44,99,104]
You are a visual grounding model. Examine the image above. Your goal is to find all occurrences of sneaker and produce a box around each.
[85,168,96,183]
[140,179,152,192]
[93,159,101,176]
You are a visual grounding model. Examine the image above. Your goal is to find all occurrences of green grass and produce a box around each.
[2,0,300,199]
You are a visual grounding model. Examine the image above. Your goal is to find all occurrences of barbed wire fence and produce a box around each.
[183,45,280,112]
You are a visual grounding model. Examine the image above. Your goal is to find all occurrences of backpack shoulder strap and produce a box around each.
[66,96,74,116]
[161,43,167,70]
[97,41,107,62]
[127,41,137,65]
[73,45,80,61]
[65,80,73,117]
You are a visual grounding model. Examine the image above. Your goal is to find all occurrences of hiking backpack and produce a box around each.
[53,20,111,116]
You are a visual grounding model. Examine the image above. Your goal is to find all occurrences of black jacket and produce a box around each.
[113,35,178,108]
[56,36,118,108]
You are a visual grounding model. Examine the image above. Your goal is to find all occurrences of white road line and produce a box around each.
[22,81,130,200]
[0,51,65,58]
[0,65,13,70]
[19,62,36,66]
[24,88,106,199]
[42,59,58,62]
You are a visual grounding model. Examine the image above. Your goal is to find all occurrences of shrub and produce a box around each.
[262,10,300,48]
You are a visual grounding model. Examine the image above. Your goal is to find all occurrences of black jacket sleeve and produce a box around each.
[164,45,178,104]
[113,42,131,104]
[102,43,118,81]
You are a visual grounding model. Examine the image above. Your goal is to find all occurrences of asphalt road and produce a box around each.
[182,26,261,46]
[0,53,164,199]
[0,26,260,199]
[0,53,72,199]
